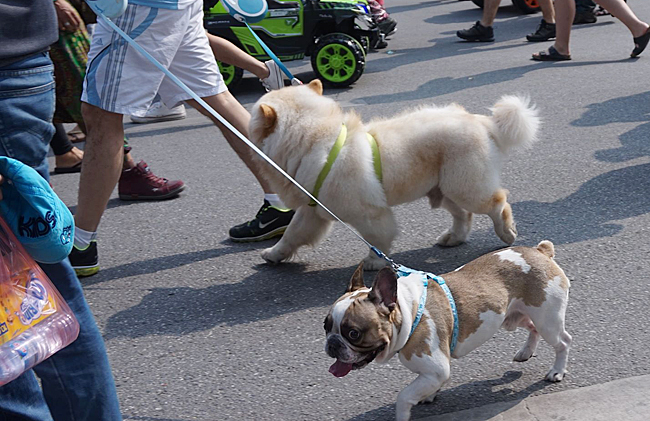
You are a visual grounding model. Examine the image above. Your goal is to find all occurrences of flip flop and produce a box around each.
[631,27,650,58]
[532,46,571,61]
[67,127,86,143]
[54,161,82,174]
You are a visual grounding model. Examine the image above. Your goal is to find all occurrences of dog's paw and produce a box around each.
[261,247,285,264]
[545,368,565,382]
[363,256,388,271]
[498,223,517,245]
[436,231,465,247]
[513,347,535,362]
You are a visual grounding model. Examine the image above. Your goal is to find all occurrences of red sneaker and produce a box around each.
[118,161,185,201]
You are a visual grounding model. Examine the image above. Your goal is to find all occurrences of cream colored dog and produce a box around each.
[249,80,540,269]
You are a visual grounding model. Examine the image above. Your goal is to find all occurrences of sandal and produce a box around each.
[631,27,650,58]
[54,161,82,174]
[532,46,571,61]
[595,6,610,16]
[67,126,86,143]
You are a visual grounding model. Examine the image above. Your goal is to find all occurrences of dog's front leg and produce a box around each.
[261,205,333,264]
[395,372,448,421]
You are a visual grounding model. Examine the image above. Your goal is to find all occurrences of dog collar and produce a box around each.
[309,125,382,206]
[396,265,459,355]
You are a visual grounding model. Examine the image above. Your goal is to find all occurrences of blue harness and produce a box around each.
[396,265,459,355]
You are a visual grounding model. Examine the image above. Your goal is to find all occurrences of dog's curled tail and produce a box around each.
[490,95,540,154]
[536,240,555,258]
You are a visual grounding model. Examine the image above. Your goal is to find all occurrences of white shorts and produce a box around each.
[82,1,226,116]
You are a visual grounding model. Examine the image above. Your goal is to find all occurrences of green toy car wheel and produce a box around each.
[217,61,243,89]
[311,33,365,88]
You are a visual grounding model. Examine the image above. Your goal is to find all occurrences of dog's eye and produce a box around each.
[348,330,360,340]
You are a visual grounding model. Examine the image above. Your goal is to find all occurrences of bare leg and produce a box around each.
[481,0,502,27]
[75,103,124,232]
[538,0,555,23]
[595,0,649,37]
[553,0,576,56]
[206,33,269,79]
[185,91,273,193]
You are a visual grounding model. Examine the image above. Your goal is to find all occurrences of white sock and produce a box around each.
[74,227,97,249]
[264,194,287,209]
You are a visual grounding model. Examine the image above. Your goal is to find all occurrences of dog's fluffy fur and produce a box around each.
[249,80,540,269]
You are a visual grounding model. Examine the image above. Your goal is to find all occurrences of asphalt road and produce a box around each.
[51,1,650,420]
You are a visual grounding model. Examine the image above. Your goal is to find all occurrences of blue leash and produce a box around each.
[243,22,301,85]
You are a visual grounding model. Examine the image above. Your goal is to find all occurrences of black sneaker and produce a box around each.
[68,241,99,277]
[573,11,597,25]
[526,19,556,42]
[457,21,494,42]
[377,16,397,37]
[229,200,295,242]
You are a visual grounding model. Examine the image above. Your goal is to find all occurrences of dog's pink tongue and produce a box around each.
[329,360,353,377]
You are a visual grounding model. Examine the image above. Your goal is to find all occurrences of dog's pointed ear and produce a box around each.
[258,103,277,137]
[347,262,366,292]
[368,267,398,312]
[307,79,323,95]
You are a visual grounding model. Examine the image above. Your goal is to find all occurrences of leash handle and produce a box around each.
[85,1,390,262]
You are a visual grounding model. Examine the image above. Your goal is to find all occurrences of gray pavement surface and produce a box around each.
[419,374,650,421]
[51,0,650,420]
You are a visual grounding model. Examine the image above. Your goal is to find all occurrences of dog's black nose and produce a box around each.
[326,336,344,358]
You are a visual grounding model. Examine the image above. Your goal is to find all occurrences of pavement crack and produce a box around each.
[524,400,541,421]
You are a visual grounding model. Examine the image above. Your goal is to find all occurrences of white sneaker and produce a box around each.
[130,102,186,124]
[260,60,284,91]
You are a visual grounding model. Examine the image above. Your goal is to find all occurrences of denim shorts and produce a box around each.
[0,52,55,180]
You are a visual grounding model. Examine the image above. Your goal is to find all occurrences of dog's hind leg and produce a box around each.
[486,189,517,245]
[351,208,398,270]
[436,197,473,247]
[513,316,541,362]
[261,205,333,264]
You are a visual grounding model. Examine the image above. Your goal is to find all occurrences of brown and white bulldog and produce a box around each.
[324,241,571,421]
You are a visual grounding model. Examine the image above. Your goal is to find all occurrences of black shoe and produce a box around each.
[229,200,295,242]
[526,19,556,42]
[68,241,99,277]
[377,16,397,37]
[573,11,597,25]
[457,21,494,42]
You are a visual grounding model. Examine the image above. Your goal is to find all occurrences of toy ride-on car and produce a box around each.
[203,0,381,88]
[471,0,540,14]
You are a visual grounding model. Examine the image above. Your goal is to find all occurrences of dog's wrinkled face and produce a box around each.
[324,264,399,377]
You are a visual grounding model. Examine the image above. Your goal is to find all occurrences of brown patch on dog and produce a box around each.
[258,104,277,139]
[347,262,367,292]
[307,79,323,95]
[442,243,568,343]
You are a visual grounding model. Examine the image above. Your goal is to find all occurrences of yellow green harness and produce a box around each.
[309,124,382,206]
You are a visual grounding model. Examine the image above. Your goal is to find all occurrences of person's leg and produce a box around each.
[539,0,555,23]
[74,103,125,234]
[51,123,83,172]
[481,0,502,27]
[595,0,649,37]
[554,0,575,56]
[185,92,273,193]
[34,261,122,421]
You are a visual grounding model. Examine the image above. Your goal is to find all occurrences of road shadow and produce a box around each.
[513,162,650,245]
[571,91,650,162]
[100,241,495,340]
[350,370,552,420]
